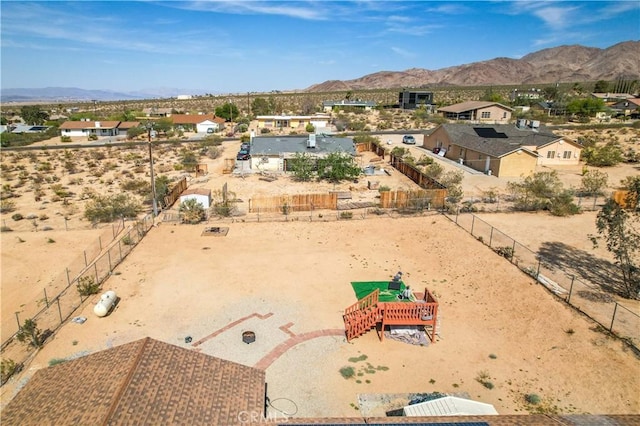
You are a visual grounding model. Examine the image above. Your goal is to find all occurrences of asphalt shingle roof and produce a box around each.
[2,337,265,426]
[439,123,564,158]
[437,101,513,113]
[251,135,356,157]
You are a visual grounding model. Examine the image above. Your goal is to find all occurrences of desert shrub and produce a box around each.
[582,142,624,166]
[11,213,24,221]
[121,235,134,246]
[475,370,494,389]
[378,185,391,192]
[179,198,206,224]
[340,211,353,219]
[339,366,355,379]
[1,199,16,213]
[549,190,581,216]
[48,358,68,367]
[84,193,142,223]
[76,276,100,297]
[16,318,42,348]
[1,358,20,384]
[88,134,98,141]
[495,246,514,259]
[525,393,541,405]
[60,135,72,143]
[260,128,271,134]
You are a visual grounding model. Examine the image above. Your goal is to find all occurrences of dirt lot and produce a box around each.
[1,128,639,417]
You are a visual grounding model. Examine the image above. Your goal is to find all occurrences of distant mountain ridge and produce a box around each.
[2,41,638,102]
[306,41,640,92]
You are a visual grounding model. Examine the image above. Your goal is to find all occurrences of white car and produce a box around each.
[402,135,416,145]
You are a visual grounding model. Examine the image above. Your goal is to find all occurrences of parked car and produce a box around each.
[236,150,251,161]
[240,143,251,153]
[402,135,416,145]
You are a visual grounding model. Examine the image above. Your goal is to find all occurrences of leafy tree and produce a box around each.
[594,80,610,93]
[289,152,315,182]
[542,86,559,101]
[251,97,272,116]
[215,102,239,121]
[84,193,141,223]
[127,126,145,139]
[621,176,640,212]
[154,175,171,206]
[480,88,505,103]
[20,106,49,125]
[154,118,173,135]
[16,318,42,348]
[580,169,608,196]
[180,149,198,172]
[179,198,206,224]
[440,170,464,203]
[316,152,361,183]
[582,142,624,167]
[592,198,639,299]
[507,171,566,212]
[566,98,605,118]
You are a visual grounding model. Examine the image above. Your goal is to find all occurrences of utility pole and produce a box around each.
[147,122,158,217]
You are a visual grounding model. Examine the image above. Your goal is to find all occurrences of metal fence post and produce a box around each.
[57,298,63,324]
[610,302,618,332]
[118,240,123,262]
[107,251,112,272]
[567,275,575,304]
[15,312,21,330]
[489,227,494,248]
[66,267,71,288]
[536,258,542,279]
[84,250,88,267]
[470,215,475,236]
[455,207,459,224]
[99,236,102,251]
[94,263,99,284]
[44,288,49,308]
[510,240,516,263]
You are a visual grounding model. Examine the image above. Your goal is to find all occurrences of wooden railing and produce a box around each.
[344,288,379,315]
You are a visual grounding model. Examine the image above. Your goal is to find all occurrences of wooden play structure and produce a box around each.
[343,285,439,343]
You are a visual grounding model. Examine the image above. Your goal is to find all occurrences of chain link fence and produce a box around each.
[443,211,639,351]
[1,214,154,383]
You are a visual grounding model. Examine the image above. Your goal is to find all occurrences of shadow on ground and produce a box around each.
[537,241,622,295]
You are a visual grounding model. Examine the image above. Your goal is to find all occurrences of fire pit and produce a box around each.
[242,331,256,344]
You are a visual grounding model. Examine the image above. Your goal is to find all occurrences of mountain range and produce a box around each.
[1,41,638,103]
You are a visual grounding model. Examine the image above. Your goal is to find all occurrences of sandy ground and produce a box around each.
[2,216,639,417]
[2,128,640,417]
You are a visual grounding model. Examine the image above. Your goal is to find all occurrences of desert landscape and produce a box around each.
[1,126,639,418]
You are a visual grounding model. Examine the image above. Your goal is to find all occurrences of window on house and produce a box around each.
[563,151,572,159]
[547,151,555,159]
[503,112,507,118]
[481,112,491,118]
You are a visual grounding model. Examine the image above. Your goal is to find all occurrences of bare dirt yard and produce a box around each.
[1,127,639,418]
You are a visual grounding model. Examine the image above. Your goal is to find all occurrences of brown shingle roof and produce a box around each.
[170,114,222,124]
[2,337,265,426]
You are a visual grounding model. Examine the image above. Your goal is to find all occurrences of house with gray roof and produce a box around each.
[423,122,582,177]
[249,134,356,172]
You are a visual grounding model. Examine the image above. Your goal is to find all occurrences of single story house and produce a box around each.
[142,107,174,117]
[59,120,121,137]
[255,114,330,131]
[423,122,582,177]
[437,101,513,123]
[249,134,356,172]
[398,90,434,109]
[590,93,635,102]
[610,98,640,117]
[170,114,225,133]
[116,121,141,136]
[1,337,266,425]
[322,100,376,112]
[5,124,50,133]
[179,187,212,209]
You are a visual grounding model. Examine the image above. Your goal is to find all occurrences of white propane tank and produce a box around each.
[94,290,117,317]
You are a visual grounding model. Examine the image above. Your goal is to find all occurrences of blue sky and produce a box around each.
[1,1,639,94]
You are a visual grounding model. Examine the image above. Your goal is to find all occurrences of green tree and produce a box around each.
[542,85,559,101]
[566,98,605,118]
[594,80,610,93]
[16,318,42,348]
[84,193,142,223]
[251,97,272,116]
[154,175,171,206]
[180,150,198,172]
[179,198,206,224]
[480,88,505,103]
[580,169,608,196]
[316,152,361,183]
[20,106,49,125]
[440,171,464,203]
[127,126,145,139]
[289,152,315,182]
[507,171,564,212]
[592,197,640,299]
[582,142,624,167]
[215,102,239,121]
[154,118,173,135]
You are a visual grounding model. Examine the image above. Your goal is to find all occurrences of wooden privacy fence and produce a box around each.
[355,141,386,158]
[249,193,338,213]
[380,189,446,209]
[389,153,447,190]
[162,177,187,208]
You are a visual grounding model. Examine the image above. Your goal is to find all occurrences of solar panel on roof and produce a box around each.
[473,128,508,138]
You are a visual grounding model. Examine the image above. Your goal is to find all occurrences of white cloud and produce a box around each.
[391,46,415,58]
